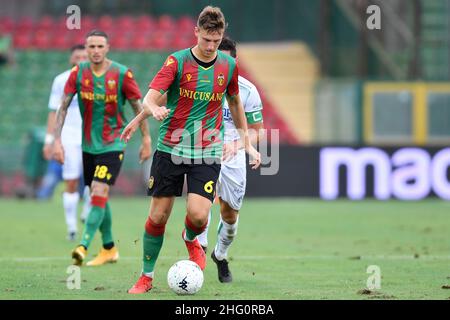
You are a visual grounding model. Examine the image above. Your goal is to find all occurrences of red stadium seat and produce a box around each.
[116,15,135,30]
[158,15,176,32]
[151,33,170,50]
[110,36,129,50]
[71,30,86,44]
[136,15,156,32]
[16,16,34,32]
[54,16,68,30]
[81,15,96,32]
[178,16,195,30]
[13,34,31,49]
[170,35,192,50]
[51,36,70,50]
[98,15,114,32]
[36,15,54,30]
[130,36,149,50]
[32,31,51,49]
[0,16,14,34]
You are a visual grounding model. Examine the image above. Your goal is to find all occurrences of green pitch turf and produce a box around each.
[0,197,449,300]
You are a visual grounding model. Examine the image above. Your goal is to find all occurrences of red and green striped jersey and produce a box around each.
[150,48,239,159]
[64,61,141,154]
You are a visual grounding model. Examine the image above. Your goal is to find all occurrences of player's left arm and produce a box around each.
[122,69,152,163]
[128,98,152,163]
[226,94,261,169]
[245,86,265,146]
[226,64,261,169]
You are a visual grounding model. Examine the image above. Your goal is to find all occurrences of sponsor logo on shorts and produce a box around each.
[148,176,154,189]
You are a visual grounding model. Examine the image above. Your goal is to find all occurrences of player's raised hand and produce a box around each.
[247,144,261,170]
[52,140,65,164]
[152,106,170,121]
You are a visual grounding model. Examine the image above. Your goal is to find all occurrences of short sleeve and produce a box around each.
[48,76,62,111]
[122,69,142,100]
[149,55,178,94]
[226,63,239,97]
[244,86,263,113]
[64,66,78,96]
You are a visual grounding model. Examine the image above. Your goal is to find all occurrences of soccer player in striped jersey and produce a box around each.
[197,37,264,283]
[53,30,152,266]
[123,6,261,294]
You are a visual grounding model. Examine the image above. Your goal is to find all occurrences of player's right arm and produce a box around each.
[42,111,56,160]
[52,66,77,164]
[121,55,176,142]
[43,74,63,160]
[52,94,74,164]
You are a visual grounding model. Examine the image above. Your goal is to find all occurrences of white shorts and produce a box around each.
[62,144,83,180]
[217,150,246,211]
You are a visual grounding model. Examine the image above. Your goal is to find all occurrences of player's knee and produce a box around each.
[65,179,78,193]
[186,207,209,226]
[186,204,209,223]
[221,210,238,224]
[145,216,166,236]
[220,202,238,224]
[90,181,109,197]
[148,210,169,225]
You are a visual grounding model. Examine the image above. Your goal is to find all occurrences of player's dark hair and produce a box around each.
[70,44,85,53]
[85,30,109,41]
[197,6,228,33]
[219,36,237,58]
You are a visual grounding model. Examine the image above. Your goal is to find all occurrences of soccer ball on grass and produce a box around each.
[167,260,204,295]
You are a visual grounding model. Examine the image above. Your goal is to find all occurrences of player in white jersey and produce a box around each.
[197,37,264,283]
[42,44,91,241]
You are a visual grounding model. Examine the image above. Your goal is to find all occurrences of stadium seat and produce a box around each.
[150,31,171,50]
[110,36,130,50]
[32,33,52,49]
[158,15,176,32]
[117,15,135,30]
[13,34,32,49]
[16,16,34,33]
[170,34,192,50]
[51,36,70,50]
[36,16,54,31]
[81,15,96,32]
[98,15,114,32]
[136,15,156,32]
[130,36,151,51]
[0,16,14,34]
[178,16,195,29]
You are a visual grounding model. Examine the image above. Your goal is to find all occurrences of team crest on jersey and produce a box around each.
[127,71,133,78]
[217,73,225,86]
[84,79,90,86]
[186,73,192,81]
[148,176,154,189]
[107,79,116,90]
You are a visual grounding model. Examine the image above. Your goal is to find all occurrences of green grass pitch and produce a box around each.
[0,197,449,300]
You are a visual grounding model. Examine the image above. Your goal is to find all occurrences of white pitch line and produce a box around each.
[0,255,450,263]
